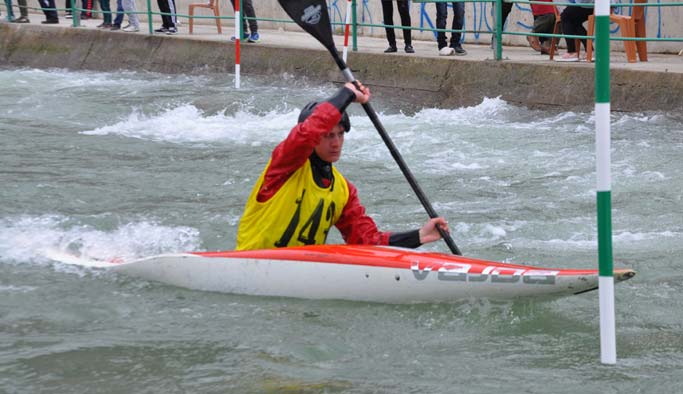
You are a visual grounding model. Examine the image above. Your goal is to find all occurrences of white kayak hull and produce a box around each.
[49,245,635,303]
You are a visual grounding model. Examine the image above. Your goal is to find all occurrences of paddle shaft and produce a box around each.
[337,64,462,256]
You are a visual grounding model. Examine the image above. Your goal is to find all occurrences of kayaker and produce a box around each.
[236,82,450,251]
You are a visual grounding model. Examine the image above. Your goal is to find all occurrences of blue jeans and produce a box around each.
[230,0,257,34]
[4,0,15,20]
[37,0,58,20]
[113,0,123,25]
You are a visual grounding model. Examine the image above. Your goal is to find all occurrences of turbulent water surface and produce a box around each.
[1,67,682,393]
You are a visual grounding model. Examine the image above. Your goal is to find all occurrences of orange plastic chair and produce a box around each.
[189,0,222,34]
[586,0,647,63]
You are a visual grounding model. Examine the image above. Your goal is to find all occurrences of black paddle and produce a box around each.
[277,0,462,255]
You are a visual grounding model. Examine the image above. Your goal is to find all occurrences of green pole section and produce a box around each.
[597,191,613,276]
[595,17,611,105]
[352,0,357,52]
[495,0,503,60]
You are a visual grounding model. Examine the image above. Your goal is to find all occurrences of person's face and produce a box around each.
[314,124,345,163]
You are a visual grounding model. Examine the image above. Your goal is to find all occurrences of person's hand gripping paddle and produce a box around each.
[277,0,462,255]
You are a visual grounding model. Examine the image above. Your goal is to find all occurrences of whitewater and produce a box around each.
[1,67,682,393]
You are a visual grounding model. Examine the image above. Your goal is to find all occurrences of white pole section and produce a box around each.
[594,0,616,365]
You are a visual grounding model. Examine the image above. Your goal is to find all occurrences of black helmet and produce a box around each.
[298,101,351,132]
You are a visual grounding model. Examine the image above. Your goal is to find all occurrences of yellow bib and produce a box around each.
[236,160,349,250]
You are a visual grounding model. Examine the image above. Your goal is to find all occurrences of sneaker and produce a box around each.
[11,16,30,23]
[41,19,59,24]
[96,22,109,28]
[230,34,248,41]
[122,25,139,32]
[438,47,455,56]
[110,24,121,31]
[247,32,260,43]
[384,46,397,53]
[554,52,579,62]
[166,27,177,35]
[453,45,467,56]
[154,27,168,33]
[404,45,414,54]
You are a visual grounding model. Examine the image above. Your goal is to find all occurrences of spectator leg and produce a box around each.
[381,0,397,48]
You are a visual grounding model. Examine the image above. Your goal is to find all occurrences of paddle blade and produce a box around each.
[277,0,344,68]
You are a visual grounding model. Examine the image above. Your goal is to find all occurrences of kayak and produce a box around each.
[47,245,635,303]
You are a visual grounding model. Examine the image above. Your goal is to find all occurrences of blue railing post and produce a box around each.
[71,0,79,27]
[352,0,357,51]
[146,0,153,34]
[495,0,503,60]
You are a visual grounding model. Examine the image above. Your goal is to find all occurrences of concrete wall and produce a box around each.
[2,23,681,112]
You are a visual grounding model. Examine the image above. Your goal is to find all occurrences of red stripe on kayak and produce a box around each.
[191,245,598,276]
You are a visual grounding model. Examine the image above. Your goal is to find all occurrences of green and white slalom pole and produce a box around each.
[594,0,616,365]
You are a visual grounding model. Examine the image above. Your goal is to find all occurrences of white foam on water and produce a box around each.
[0,285,37,293]
[2,68,209,91]
[480,224,507,239]
[81,104,299,145]
[612,112,667,128]
[0,215,201,267]
[407,98,596,135]
[448,162,485,170]
[516,229,680,251]
[613,230,676,242]
[449,221,524,246]
[412,97,513,127]
[73,96,600,175]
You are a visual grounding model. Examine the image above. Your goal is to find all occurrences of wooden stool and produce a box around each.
[586,0,647,63]
[189,0,222,34]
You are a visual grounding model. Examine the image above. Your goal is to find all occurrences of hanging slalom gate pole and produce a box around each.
[594,0,616,365]
[342,0,352,63]
[234,0,242,89]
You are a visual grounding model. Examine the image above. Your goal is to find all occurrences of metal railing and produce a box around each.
[3,0,681,60]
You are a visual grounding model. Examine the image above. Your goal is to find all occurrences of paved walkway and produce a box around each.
[7,12,683,74]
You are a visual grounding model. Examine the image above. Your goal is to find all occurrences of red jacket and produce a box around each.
[256,101,391,245]
[531,0,554,16]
